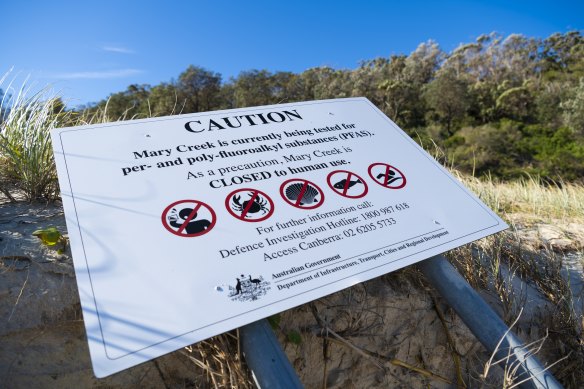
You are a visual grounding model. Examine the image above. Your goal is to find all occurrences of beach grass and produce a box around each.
[0,73,70,201]
[459,172,584,223]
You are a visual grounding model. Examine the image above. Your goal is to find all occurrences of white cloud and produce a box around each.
[52,69,144,80]
[102,45,135,54]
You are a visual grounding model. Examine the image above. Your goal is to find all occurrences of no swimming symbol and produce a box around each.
[368,163,407,189]
[161,199,216,237]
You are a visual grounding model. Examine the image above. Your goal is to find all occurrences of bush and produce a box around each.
[448,121,526,178]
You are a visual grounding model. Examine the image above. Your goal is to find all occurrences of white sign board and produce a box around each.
[52,98,507,377]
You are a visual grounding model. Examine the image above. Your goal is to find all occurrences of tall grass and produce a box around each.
[420,137,584,222]
[0,72,70,201]
[445,172,584,386]
[458,173,584,222]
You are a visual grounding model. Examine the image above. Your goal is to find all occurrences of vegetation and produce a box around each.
[0,74,70,201]
[460,173,584,222]
[32,226,68,254]
[81,31,584,182]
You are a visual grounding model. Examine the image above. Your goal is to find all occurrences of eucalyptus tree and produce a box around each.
[232,69,274,108]
[423,68,470,136]
[178,65,222,113]
[148,83,184,116]
[541,31,584,78]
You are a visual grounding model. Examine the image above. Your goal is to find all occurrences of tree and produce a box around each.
[376,56,418,126]
[90,84,151,120]
[230,70,305,107]
[232,69,274,107]
[496,84,534,122]
[270,71,299,103]
[148,83,183,116]
[498,34,540,86]
[424,69,470,135]
[541,31,584,78]
[178,65,222,113]
[561,77,584,135]
[294,67,344,101]
[451,122,525,177]
[406,40,444,85]
[534,80,568,128]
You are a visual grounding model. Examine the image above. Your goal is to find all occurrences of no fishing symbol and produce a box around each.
[327,170,368,199]
[225,188,274,222]
[279,179,325,209]
[161,199,216,237]
[368,163,407,189]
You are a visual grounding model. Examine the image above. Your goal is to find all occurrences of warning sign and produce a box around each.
[162,199,216,237]
[368,163,407,189]
[51,98,507,377]
[327,170,368,198]
[279,178,325,209]
[225,188,274,222]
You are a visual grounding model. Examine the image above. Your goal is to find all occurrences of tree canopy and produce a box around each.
[83,31,584,182]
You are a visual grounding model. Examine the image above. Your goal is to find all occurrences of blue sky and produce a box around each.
[1,0,582,108]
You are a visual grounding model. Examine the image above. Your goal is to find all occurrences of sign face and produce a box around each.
[51,98,507,377]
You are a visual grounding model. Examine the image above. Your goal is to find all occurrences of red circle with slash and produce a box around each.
[161,199,216,237]
[368,163,407,189]
[225,188,275,222]
[279,179,325,210]
[326,170,369,199]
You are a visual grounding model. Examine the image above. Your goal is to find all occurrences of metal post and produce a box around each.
[418,254,563,389]
[240,319,304,389]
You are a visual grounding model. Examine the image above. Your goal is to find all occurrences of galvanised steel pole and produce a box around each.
[240,319,304,389]
[418,254,563,389]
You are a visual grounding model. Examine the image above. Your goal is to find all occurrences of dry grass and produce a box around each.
[458,172,584,223]
[180,333,253,389]
[445,179,584,388]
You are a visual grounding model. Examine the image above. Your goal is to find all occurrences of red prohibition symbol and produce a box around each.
[368,163,407,189]
[326,170,368,199]
[279,178,325,210]
[225,188,275,222]
[161,199,216,237]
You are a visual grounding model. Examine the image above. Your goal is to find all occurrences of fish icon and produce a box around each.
[333,178,363,190]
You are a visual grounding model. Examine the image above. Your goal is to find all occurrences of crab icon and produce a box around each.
[232,192,269,216]
[225,188,274,222]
